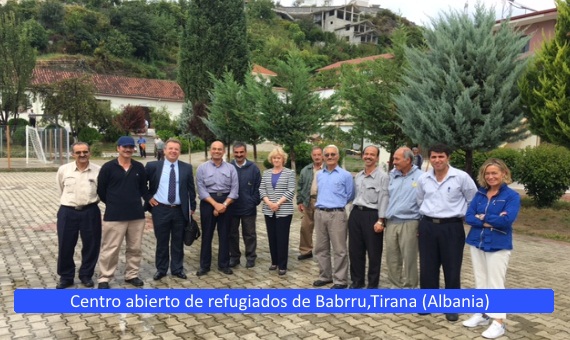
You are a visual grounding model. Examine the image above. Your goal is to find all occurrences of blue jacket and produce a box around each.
[465,183,520,252]
[230,159,261,216]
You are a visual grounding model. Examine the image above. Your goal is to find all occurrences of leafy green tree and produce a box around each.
[0,11,35,124]
[23,19,48,52]
[33,77,100,139]
[205,71,265,160]
[338,28,409,166]
[519,0,570,149]
[178,0,249,148]
[247,0,275,21]
[38,0,64,32]
[395,4,529,175]
[254,54,333,171]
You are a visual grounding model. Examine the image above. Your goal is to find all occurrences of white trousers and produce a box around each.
[469,246,511,320]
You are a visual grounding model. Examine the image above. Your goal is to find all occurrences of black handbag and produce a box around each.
[184,216,201,246]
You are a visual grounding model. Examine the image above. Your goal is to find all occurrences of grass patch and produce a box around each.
[515,198,570,242]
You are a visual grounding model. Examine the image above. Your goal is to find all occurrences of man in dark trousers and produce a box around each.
[55,142,101,289]
[348,145,389,289]
[195,141,239,276]
[145,138,196,281]
[229,142,261,269]
[96,136,148,289]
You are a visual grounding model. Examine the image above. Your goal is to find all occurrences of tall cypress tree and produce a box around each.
[520,0,570,149]
[178,0,249,149]
[395,4,529,174]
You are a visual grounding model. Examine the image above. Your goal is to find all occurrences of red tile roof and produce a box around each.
[252,64,277,76]
[31,68,185,101]
[316,53,394,72]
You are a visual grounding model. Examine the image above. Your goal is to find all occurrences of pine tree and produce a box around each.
[178,0,249,146]
[254,53,333,171]
[520,0,570,149]
[395,4,529,174]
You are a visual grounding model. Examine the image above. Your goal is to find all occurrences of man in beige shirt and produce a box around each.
[55,142,101,289]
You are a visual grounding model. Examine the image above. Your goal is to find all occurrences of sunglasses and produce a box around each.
[74,151,89,155]
[324,153,337,158]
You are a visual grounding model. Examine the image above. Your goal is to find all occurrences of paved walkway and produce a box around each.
[0,171,568,339]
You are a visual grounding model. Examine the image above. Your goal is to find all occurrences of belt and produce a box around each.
[62,202,98,211]
[209,192,229,197]
[353,205,377,212]
[423,216,463,224]
[157,202,181,208]
[317,207,345,212]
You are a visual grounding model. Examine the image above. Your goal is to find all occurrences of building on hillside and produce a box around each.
[23,63,277,129]
[496,8,557,149]
[274,1,381,45]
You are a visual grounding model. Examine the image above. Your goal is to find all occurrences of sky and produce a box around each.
[275,0,557,26]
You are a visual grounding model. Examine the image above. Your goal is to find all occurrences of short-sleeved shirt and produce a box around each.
[57,161,100,207]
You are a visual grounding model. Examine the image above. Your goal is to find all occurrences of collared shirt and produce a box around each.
[154,160,180,205]
[234,159,247,168]
[57,161,100,207]
[315,165,355,209]
[417,165,477,218]
[196,160,239,200]
[386,165,423,220]
[352,167,389,218]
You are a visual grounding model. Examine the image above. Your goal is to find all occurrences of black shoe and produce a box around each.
[229,260,240,268]
[153,272,166,281]
[349,283,364,289]
[313,280,333,287]
[445,313,459,322]
[269,264,278,271]
[278,269,287,276]
[98,282,110,289]
[219,267,233,275]
[56,279,74,289]
[298,252,313,260]
[173,272,187,279]
[80,278,94,288]
[246,260,255,268]
[331,284,348,289]
[196,268,210,276]
[125,277,144,287]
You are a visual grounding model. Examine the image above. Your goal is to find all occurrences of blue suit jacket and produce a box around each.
[145,160,197,221]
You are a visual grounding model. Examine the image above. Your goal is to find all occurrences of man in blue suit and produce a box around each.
[145,138,196,280]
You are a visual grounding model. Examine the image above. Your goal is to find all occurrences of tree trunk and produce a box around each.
[253,143,258,162]
[465,149,473,178]
[289,146,297,172]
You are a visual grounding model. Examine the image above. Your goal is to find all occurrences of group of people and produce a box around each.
[55,139,519,340]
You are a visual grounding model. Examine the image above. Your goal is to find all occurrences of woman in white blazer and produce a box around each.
[260,147,296,275]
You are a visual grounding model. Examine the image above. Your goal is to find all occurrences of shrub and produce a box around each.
[449,149,488,180]
[189,137,205,152]
[90,142,103,157]
[78,127,101,146]
[518,144,570,208]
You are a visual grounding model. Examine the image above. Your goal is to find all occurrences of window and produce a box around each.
[521,36,530,53]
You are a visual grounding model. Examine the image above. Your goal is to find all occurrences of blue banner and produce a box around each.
[15,289,553,314]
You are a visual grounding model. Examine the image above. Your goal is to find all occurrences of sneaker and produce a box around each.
[463,313,490,328]
[481,320,505,339]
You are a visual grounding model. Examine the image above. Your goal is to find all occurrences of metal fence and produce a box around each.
[0,125,71,169]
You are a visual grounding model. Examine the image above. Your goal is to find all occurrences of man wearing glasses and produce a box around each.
[55,142,101,289]
[96,136,149,289]
[313,145,355,289]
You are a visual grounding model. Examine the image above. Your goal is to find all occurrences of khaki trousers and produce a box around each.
[385,219,419,288]
[98,219,145,283]
[314,209,348,285]
[299,197,316,255]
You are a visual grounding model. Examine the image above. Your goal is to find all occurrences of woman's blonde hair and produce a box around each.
[268,147,287,164]
[477,158,513,188]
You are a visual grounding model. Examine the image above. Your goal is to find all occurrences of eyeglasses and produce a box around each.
[74,151,89,155]
[324,153,337,158]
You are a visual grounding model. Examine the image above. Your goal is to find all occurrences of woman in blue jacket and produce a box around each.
[462,158,520,339]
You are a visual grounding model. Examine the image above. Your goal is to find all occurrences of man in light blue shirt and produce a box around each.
[416,143,477,322]
[385,147,423,288]
[313,145,355,289]
[195,141,239,276]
